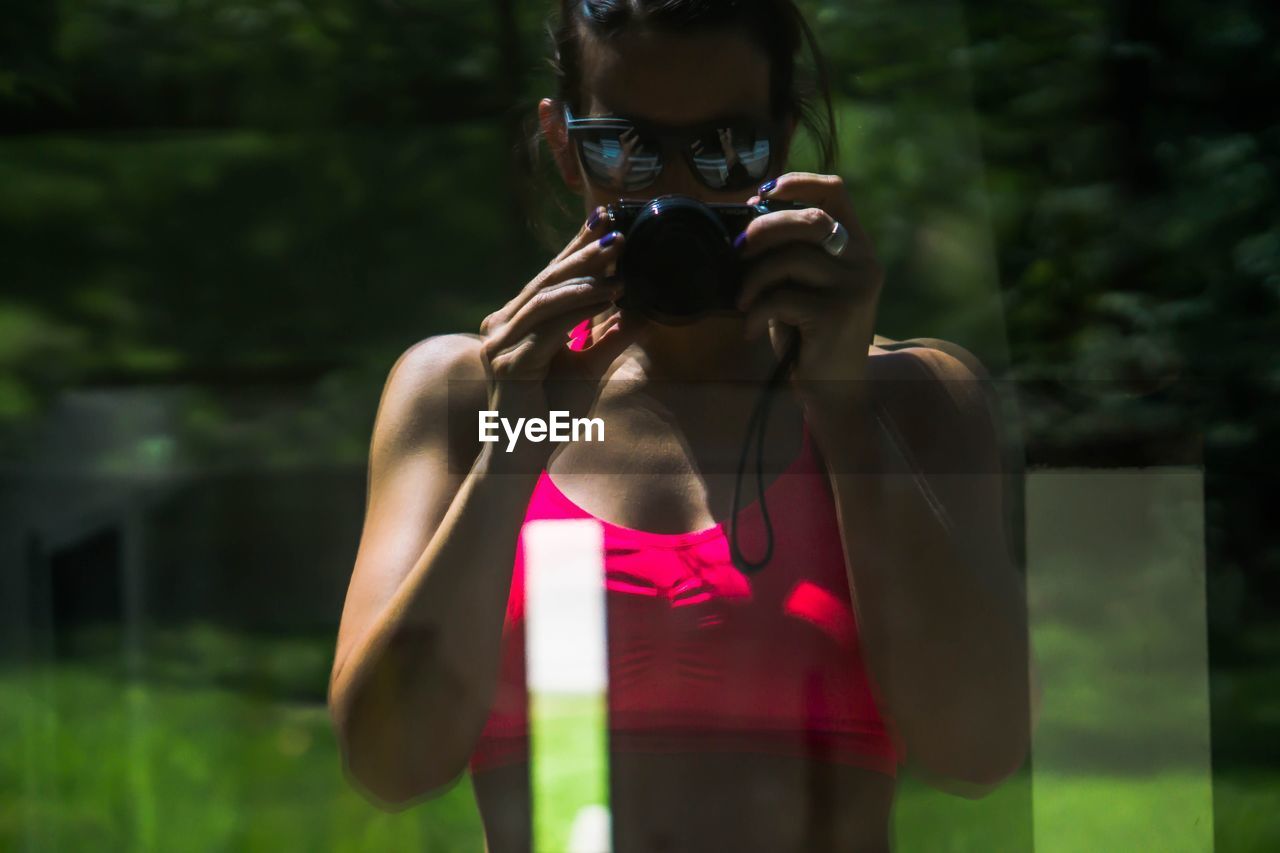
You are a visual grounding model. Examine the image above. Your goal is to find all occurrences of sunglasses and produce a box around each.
[563,102,784,193]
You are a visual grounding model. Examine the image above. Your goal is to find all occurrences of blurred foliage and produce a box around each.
[46,621,334,700]
[0,0,1276,729]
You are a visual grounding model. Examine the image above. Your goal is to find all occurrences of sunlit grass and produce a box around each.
[1,652,484,852]
[3,626,1277,851]
[1028,772,1215,853]
[529,692,609,853]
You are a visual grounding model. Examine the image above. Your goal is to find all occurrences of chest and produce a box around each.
[541,399,811,537]
[512,459,883,732]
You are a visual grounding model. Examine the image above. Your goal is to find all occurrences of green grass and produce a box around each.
[3,625,1278,852]
[2,661,484,852]
[529,692,609,853]
[1028,773,1214,853]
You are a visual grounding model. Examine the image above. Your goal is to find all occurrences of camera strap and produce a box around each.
[728,332,802,574]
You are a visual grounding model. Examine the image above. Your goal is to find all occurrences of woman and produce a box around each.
[328,1,1033,850]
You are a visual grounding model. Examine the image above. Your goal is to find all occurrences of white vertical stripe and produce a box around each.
[524,519,609,694]
[524,518,613,853]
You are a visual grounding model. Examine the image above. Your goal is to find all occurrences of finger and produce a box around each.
[734,204,841,263]
[591,307,641,357]
[584,308,639,362]
[521,303,615,369]
[552,204,612,266]
[508,229,625,325]
[492,275,621,353]
[562,309,622,359]
[587,307,621,342]
[736,243,846,311]
[558,229,625,282]
[548,303,646,381]
[756,172,867,243]
[741,284,833,340]
[564,306,621,354]
[486,205,611,332]
[489,311,593,385]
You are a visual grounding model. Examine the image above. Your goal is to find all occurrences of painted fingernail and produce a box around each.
[758,178,777,195]
[598,231,620,248]
[733,232,748,252]
[587,207,605,230]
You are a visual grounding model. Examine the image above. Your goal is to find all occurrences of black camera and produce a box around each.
[600,194,808,325]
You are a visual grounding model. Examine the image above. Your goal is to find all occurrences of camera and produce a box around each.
[600,194,808,325]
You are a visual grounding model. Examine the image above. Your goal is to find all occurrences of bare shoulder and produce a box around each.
[372,333,490,464]
[869,335,992,392]
[866,335,999,457]
[389,332,487,385]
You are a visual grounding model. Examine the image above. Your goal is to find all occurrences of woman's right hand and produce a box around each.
[478,206,631,425]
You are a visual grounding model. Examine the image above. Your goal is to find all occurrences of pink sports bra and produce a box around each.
[466,375,907,777]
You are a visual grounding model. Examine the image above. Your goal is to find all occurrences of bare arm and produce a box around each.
[327,334,546,808]
[328,205,632,808]
[809,343,1034,794]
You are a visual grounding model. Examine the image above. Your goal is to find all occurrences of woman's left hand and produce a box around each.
[737,171,885,420]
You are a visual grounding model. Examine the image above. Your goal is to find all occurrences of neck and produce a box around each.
[628,314,782,383]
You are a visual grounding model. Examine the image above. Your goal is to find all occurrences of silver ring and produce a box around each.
[821,219,850,258]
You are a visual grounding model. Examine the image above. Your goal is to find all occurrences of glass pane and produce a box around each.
[3,1,1271,851]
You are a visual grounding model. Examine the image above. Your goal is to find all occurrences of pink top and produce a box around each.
[467,330,906,776]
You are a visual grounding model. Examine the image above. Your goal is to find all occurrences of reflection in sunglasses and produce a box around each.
[566,105,774,191]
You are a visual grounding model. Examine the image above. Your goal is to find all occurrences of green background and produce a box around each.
[2,0,1277,849]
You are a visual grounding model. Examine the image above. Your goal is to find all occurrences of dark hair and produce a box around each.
[519,0,840,251]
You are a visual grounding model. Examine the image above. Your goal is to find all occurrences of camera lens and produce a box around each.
[617,195,735,324]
